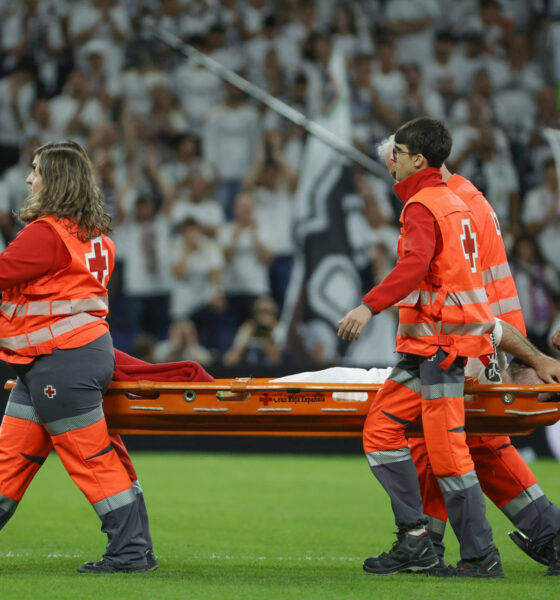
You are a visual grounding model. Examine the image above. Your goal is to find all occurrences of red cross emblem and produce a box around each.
[259,395,272,406]
[44,385,56,398]
[460,219,478,273]
[86,238,109,285]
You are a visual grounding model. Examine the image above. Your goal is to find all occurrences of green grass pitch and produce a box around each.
[1,451,560,599]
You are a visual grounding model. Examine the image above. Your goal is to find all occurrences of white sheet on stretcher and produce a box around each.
[272,367,392,401]
[272,317,508,402]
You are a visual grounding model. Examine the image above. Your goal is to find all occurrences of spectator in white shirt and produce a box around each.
[116,194,172,340]
[243,131,299,310]
[0,0,65,95]
[48,69,107,145]
[68,0,131,78]
[153,319,214,366]
[24,97,59,143]
[527,86,560,184]
[510,234,560,352]
[169,217,230,352]
[0,65,36,172]
[0,135,41,244]
[170,169,225,238]
[203,81,261,218]
[371,37,407,113]
[160,133,216,191]
[458,30,509,94]
[503,31,544,93]
[245,15,301,82]
[172,36,224,133]
[450,118,520,237]
[523,158,560,273]
[345,169,400,272]
[143,81,190,144]
[207,24,245,73]
[219,191,273,327]
[241,0,274,37]
[400,62,445,122]
[330,3,374,59]
[422,31,468,114]
[78,41,122,112]
[384,0,441,64]
[349,53,399,149]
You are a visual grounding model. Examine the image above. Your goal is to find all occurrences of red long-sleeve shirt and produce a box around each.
[362,167,445,314]
[0,221,71,291]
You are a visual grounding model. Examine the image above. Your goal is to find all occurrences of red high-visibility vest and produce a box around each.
[447,174,526,334]
[396,187,495,360]
[0,216,114,363]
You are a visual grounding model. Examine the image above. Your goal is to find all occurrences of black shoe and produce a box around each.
[509,530,553,566]
[425,557,457,577]
[545,532,560,575]
[452,547,504,578]
[145,549,159,572]
[77,558,149,574]
[363,530,438,575]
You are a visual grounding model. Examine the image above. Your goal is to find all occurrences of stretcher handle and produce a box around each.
[4,378,560,394]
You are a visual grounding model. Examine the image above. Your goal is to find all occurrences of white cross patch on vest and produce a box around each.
[460,219,478,273]
[86,237,109,286]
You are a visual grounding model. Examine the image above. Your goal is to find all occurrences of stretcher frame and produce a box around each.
[6,378,558,438]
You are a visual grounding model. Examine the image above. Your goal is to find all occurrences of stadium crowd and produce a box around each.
[1,0,560,368]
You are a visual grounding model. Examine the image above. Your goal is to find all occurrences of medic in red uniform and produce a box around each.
[339,117,502,577]
[0,141,154,573]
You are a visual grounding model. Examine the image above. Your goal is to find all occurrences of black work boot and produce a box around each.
[77,558,149,574]
[363,529,438,575]
[509,530,554,566]
[545,532,560,575]
[145,549,159,572]
[449,547,504,578]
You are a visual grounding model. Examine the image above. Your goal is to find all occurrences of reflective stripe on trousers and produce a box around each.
[501,483,545,519]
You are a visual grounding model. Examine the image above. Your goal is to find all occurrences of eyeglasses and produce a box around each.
[392,146,417,161]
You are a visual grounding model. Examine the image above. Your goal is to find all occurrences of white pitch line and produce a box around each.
[0,552,361,562]
[192,554,361,562]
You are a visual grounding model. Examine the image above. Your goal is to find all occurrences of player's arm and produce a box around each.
[552,326,560,351]
[498,320,560,383]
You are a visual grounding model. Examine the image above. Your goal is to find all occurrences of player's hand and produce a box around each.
[552,326,560,351]
[337,304,372,342]
[535,355,560,384]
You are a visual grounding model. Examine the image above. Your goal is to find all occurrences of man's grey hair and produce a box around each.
[376,134,395,161]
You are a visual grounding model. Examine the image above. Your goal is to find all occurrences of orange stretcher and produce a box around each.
[5,378,560,437]
[6,377,557,438]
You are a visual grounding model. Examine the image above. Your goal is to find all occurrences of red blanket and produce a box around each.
[113,349,215,382]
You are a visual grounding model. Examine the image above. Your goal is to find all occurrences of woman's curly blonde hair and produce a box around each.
[19,140,111,241]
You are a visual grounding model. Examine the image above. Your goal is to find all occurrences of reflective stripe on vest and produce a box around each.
[399,288,487,307]
[490,295,522,317]
[482,262,512,285]
[441,322,495,336]
[398,321,494,338]
[443,288,488,306]
[0,296,108,319]
[399,291,437,305]
[398,322,440,338]
[0,312,103,351]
